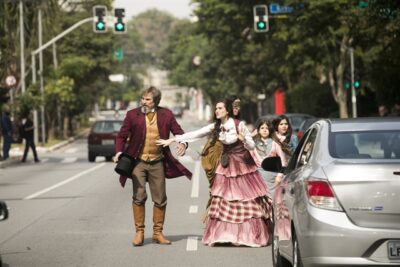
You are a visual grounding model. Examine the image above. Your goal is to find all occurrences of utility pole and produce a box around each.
[31,17,93,143]
[349,48,357,118]
[19,0,26,93]
[38,7,46,144]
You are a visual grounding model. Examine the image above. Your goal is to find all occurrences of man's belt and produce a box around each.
[138,158,164,165]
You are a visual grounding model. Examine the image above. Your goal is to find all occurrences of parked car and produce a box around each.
[262,117,400,267]
[0,201,9,267]
[283,113,316,133]
[296,118,320,140]
[87,119,123,162]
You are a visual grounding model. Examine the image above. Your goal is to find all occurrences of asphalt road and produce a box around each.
[0,113,274,267]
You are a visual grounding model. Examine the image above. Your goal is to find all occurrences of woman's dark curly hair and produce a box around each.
[201,98,233,156]
[271,115,293,155]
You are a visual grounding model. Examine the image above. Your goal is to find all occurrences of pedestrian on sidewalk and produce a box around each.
[157,98,273,247]
[21,112,40,163]
[1,104,13,160]
[114,86,192,247]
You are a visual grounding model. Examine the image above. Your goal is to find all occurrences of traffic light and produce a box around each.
[354,80,360,89]
[114,8,126,33]
[253,5,269,33]
[93,5,107,33]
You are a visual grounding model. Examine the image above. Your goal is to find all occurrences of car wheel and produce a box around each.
[272,232,290,267]
[292,232,304,267]
[88,152,96,162]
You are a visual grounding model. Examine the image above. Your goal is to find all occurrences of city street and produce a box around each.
[0,114,273,267]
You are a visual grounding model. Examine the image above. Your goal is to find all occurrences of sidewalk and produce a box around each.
[0,129,89,169]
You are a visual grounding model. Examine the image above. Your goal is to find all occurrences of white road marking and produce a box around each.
[189,205,198,214]
[61,157,77,163]
[179,155,194,163]
[186,236,198,251]
[24,163,106,200]
[190,161,201,198]
[65,148,78,153]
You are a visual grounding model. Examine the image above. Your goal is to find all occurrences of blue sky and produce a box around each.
[114,0,193,19]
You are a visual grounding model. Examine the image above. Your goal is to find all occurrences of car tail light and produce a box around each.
[305,179,343,211]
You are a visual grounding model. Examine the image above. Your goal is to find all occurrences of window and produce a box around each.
[93,121,122,133]
[330,130,400,159]
[298,129,317,167]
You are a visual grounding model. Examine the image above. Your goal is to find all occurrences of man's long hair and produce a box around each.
[141,86,162,107]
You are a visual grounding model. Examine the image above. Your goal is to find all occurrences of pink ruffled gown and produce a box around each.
[202,140,273,247]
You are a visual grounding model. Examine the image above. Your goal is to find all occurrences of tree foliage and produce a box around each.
[162,0,400,119]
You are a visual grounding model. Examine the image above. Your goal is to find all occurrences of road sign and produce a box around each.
[115,48,124,61]
[5,75,16,87]
[269,3,294,14]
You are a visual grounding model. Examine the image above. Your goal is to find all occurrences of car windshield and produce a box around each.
[93,121,122,133]
[330,130,400,159]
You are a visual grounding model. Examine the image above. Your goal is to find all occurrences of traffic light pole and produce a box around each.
[31,17,93,144]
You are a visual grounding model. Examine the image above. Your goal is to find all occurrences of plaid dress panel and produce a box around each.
[208,196,272,223]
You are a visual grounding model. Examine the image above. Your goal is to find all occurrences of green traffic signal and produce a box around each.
[354,80,360,88]
[96,22,105,31]
[257,21,266,30]
[115,22,125,32]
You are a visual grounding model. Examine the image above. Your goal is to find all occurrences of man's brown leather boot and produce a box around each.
[132,203,145,246]
[152,206,171,245]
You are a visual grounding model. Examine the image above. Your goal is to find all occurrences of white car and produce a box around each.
[262,117,400,267]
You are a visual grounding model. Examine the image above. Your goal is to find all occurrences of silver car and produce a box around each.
[262,117,400,267]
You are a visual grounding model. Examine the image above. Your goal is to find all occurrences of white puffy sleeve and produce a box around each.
[239,121,255,150]
[174,123,214,143]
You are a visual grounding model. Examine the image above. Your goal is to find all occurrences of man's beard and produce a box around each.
[141,105,155,114]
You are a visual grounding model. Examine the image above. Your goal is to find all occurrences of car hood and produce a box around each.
[323,161,400,229]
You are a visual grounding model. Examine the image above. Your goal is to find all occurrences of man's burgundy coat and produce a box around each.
[115,106,192,187]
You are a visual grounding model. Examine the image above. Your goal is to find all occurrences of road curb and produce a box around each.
[0,129,89,169]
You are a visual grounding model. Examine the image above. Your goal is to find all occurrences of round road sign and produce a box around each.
[5,75,17,87]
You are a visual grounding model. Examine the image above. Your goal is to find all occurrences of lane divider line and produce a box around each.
[190,161,201,198]
[61,157,78,163]
[24,163,106,200]
[189,205,198,214]
[186,236,198,251]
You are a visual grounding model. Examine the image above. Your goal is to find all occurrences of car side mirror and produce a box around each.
[0,201,9,221]
[261,156,283,173]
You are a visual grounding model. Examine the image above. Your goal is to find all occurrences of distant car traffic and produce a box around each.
[172,106,184,118]
[262,117,400,267]
[87,119,122,162]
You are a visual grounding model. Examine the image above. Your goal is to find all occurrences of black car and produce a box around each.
[297,117,320,140]
[0,201,8,267]
[87,119,123,162]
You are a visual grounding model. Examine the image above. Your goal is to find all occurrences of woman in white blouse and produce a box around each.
[157,98,273,247]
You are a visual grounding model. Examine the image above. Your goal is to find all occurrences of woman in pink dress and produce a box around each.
[157,98,273,247]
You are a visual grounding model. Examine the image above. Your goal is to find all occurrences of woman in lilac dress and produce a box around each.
[157,99,273,247]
